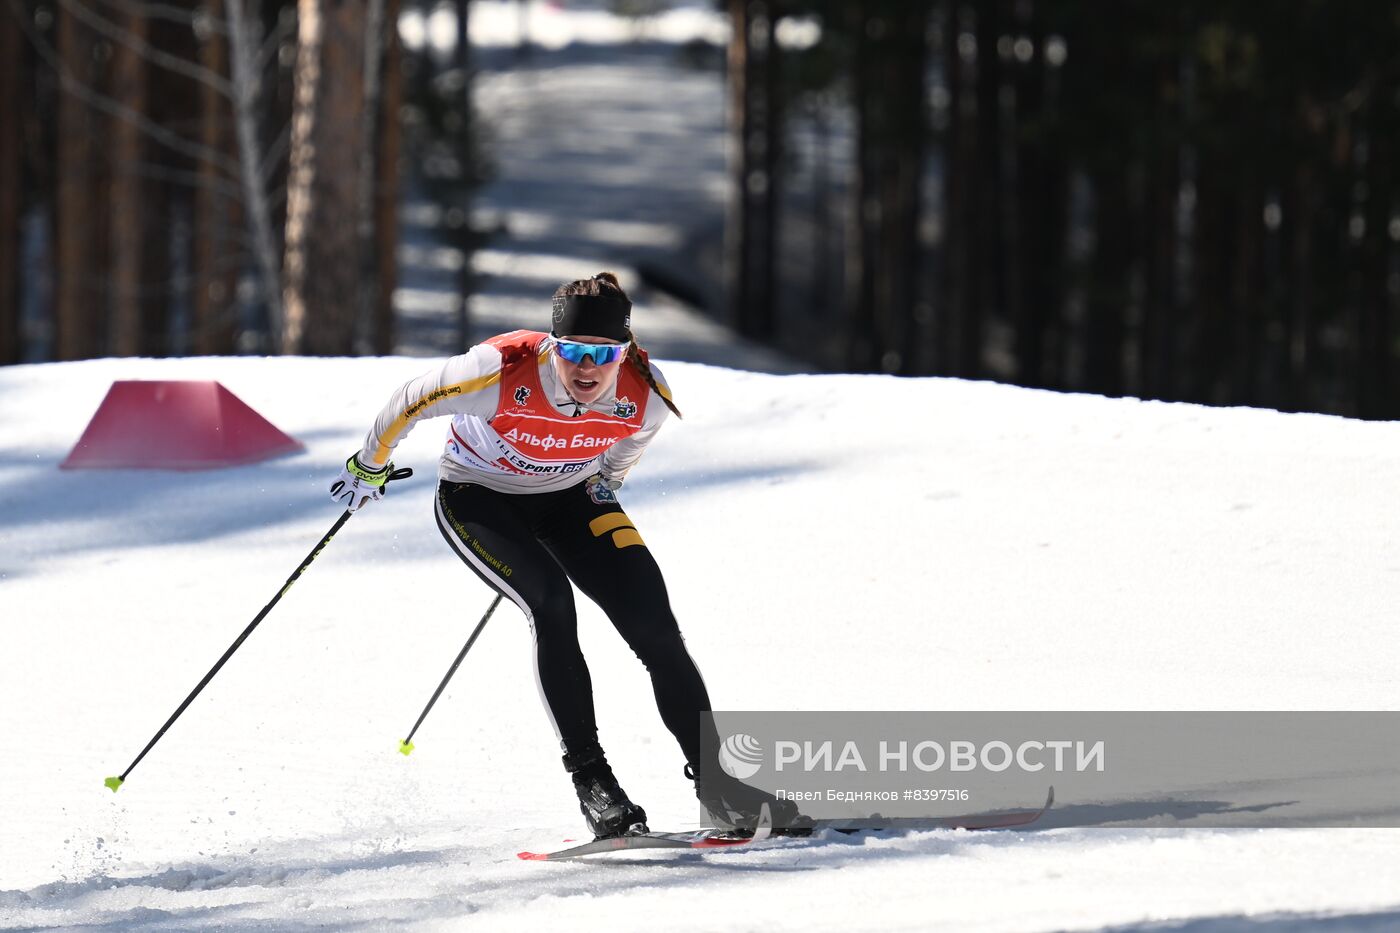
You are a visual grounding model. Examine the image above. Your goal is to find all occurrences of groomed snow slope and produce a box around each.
[2,356,1399,932]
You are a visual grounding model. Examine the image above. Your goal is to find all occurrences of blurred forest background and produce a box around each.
[2,0,1399,419]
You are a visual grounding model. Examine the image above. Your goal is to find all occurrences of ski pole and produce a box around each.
[104,466,414,792]
[398,592,503,755]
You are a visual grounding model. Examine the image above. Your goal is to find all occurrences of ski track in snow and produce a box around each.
[3,355,1400,931]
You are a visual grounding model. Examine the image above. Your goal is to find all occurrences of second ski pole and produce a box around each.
[398,592,503,755]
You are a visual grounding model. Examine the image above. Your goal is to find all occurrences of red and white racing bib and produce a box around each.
[445,330,650,480]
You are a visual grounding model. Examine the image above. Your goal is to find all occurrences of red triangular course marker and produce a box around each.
[61,380,305,470]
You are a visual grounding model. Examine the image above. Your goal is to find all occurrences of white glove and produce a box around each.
[584,472,622,505]
[330,454,391,511]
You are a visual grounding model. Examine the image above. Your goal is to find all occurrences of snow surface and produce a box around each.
[3,355,1400,931]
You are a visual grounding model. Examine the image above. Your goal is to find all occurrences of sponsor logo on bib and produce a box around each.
[502,427,613,451]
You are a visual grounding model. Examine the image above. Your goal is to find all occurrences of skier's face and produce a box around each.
[552,335,628,406]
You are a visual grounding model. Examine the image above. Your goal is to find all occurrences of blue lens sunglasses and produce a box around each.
[553,338,628,366]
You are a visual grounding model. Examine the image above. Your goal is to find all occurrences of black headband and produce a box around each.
[550,293,632,342]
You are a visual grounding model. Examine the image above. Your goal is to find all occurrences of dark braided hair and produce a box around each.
[551,272,683,418]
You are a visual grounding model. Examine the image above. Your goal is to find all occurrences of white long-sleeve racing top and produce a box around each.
[358,330,673,494]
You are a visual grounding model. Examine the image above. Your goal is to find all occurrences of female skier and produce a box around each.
[330,272,792,838]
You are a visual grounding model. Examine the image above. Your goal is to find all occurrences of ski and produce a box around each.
[929,784,1052,829]
[518,787,1054,860]
[932,784,1055,831]
[518,805,774,861]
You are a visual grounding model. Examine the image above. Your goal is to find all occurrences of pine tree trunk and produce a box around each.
[108,6,147,357]
[725,0,777,341]
[844,3,872,369]
[940,2,972,376]
[282,0,322,354]
[1285,165,1314,412]
[355,0,387,353]
[1139,54,1178,401]
[1084,166,1129,397]
[456,0,469,61]
[0,14,21,364]
[193,0,239,355]
[284,0,366,355]
[1229,182,1262,406]
[970,0,1003,378]
[55,3,102,360]
[1357,97,1395,420]
[846,2,927,373]
[227,0,286,349]
[451,0,473,348]
[145,13,204,357]
[1013,3,1061,388]
[373,0,403,355]
[1190,168,1229,404]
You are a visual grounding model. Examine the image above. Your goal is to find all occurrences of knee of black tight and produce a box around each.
[628,631,690,673]
[528,587,577,633]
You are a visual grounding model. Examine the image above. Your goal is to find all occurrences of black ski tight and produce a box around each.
[434,479,713,766]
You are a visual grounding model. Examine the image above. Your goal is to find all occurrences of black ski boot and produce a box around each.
[564,745,648,839]
[685,763,808,832]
